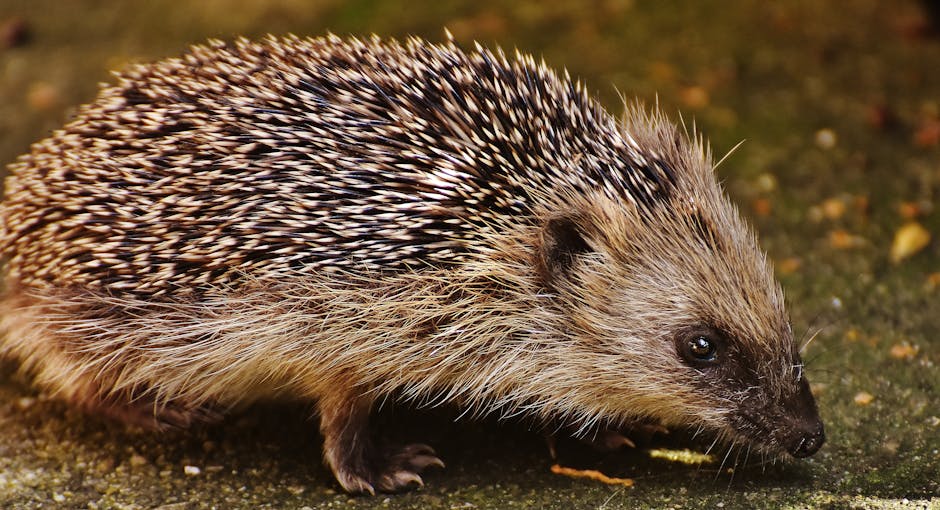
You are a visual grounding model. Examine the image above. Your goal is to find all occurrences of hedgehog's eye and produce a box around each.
[676,329,725,367]
[688,336,716,360]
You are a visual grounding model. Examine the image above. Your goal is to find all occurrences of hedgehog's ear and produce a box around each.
[538,216,594,284]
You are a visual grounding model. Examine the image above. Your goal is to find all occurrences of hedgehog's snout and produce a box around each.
[786,419,825,458]
[780,377,825,458]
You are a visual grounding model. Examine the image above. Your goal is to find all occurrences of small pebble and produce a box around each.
[814,128,837,149]
[807,206,824,223]
[754,172,777,193]
[96,458,115,473]
[183,465,201,476]
[854,392,875,406]
[820,198,846,220]
[882,440,900,454]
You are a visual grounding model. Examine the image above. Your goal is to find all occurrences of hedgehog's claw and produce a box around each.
[374,443,444,492]
[546,422,670,459]
[334,469,376,496]
[588,429,637,451]
[377,470,422,493]
[388,443,446,471]
[584,423,668,451]
[545,429,635,459]
[367,443,445,493]
[330,442,444,494]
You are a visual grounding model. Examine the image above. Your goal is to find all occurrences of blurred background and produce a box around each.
[1,1,938,508]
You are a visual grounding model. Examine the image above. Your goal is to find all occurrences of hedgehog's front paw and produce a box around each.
[318,392,444,494]
[329,443,444,495]
[337,443,444,494]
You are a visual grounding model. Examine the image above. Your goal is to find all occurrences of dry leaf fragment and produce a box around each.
[890,222,930,263]
[752,198,772,217]
[550,464,634,487]
[889,342,919,360]
[829,229,865,249]
[925,272,940,292]
[898,201,922,219]
[647,448,715,465]
[776,257,802,275]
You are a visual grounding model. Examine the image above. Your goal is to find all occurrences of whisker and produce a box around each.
[599,488,620,509]
[726,443,742,489]
[800,327,823,353]
[716,443,735,482]
[704,435,721,456]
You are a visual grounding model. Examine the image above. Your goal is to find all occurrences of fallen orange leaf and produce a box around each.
[550,464,634,487]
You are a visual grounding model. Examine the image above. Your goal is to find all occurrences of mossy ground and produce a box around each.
[1,1,938,508]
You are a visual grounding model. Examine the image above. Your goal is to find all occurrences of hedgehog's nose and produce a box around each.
[785,376,825,458]
[788,420,825,458]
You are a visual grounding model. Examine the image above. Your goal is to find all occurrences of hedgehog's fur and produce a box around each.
[0,34,823,494]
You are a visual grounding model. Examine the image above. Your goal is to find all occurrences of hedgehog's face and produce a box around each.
[667,324,825,458]
[536,189,823,459]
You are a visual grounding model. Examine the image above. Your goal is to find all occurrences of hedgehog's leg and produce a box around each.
[583,429,638,451]
[577,423,669,452]
[318,389,444,495]
[546,422,670,459]
[545,428,635,459]
[64,373,220,430]
[4,292,220,430]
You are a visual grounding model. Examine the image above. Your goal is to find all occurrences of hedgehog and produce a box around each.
[0,33,824,494]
